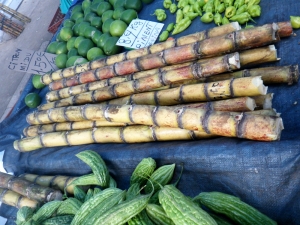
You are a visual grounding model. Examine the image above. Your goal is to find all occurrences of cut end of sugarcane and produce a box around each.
[231,22,241,31]
[272,23,280,40]
[253,76,268,95]
[268,45,280,61]
[47,191,63,202]
[228,52,240,70]
[246,98,256,111]
[291,64,299,84]
[262,93,274,109]
[273,117,284,140]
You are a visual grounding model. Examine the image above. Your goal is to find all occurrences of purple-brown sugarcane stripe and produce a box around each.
[120,127,127,143]
[150,127,158,141]
[39,134,46,148]
[206,102,213,111]
[16,139,23,152]
[47,109,55,123]
[63,107,71,121]
[91,128,97,144]
[178,85,185,104]
[202,109,212,134]
[229,79,235,98]
[177,107,186,129]
[189,130,197,140]
[236,113,246,138]
[49,175,59,188]
[53,122,58,132]
[204,83,211,101]
[64,176,73,190]
[129,95,134,105]
[0,189,8,201]
[158,71,168,86]
[154,91,159,105]
[81,105,89,120]
[36,111,45,125]
[17,195,24,208]
[291,65,299,84]
[191,62,202,79]
[7,176,17,189]
[104,105,112,122]
[33,175,40,184]
[92,121,97,128]
[110,84,119,98]
[151,106,159,126]
[65,131,71,146]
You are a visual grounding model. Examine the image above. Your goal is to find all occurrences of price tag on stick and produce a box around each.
[7,48,58,74]
[116,19,164,49]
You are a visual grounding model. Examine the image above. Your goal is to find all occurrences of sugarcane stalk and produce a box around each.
[277,21,293,37]
[46,23,279,91]
[46,45,278,102]
[250,109,280,116]
[23,97,255,137]
[252,93,274,109]
[39,53,241,110]
[0,172,63,202]
[41,23,241,85]
[18,174,78,195]
[0,188,39,209]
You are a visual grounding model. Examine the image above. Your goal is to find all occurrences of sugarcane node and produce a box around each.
[291,64,299,84]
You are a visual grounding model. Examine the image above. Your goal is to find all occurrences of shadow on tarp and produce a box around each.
[1,0,300,224]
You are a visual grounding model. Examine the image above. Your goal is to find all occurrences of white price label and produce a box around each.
[117,19,164,49]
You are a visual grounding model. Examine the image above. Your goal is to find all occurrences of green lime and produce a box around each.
[59,27,73,42]
[124,0,142,12]
[71,5,83,14]
[63,19,75,28]
[78,21,91,36]
[96,2,112,16]
[84,7,92,16]
[75,17,85,24]
[70,11,84,22]
[103,36,122,55]
[74,57,89,65]
[78,39,95,57]
[120,9,138,25]
[109,0,118,6]
[114,0,125,8]
[113,7,125,20]
[90,16,102,29]
[84,12,96,22]
[67,47,78,58]
[102,10,114,23]
[66,55,82,67]
[82,0,91,11]
[110,19,127,37]
[102,18,114,33]
[97,32,111,49]
[55,53,68,69]
[91,30,103,44]
[72,23,80,36]
[25,93,41,108]
[32,75,46,89]
[90,2,100,13]
[84,26,98,39]
[87,47,104,61]
[56,32,64,42]
[67,37,77,51]
[74,36,86,48]
[55,42,68,54]
[46,41,59,54]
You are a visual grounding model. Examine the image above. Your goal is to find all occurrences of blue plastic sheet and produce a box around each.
[1,0,300,224]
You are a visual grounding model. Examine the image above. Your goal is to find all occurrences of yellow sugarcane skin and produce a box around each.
[156,88,181,105]
[207,23,239,38]
[94,127,124,143]
[149,39,176,54]
[67,129,95,145]
[42,131,69,147]
[121,126,154,142]
[90,58,107,70]
[105,52,127,66]
[163,44,197,64]
[126,47,150,59]
[239,46,277,66]
[205,80,232,100]
[232,77,265,96]
[177,32,206,46]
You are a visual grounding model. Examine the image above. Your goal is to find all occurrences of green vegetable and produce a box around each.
[159,30,170,42]
[247,4,261,17]
[214,12,222,25]
[146,204,175,225]
[224,0,234,7]
[204,0,214,13]
[229,12,255,24]
[201,12,214,23]
[225,6,236,18]
[69,173,101,186]
[198,0,206,7]
[247,0,260,8]
[130,157,156,186]
[182,5,190,14]
[42,215,74,225]
[84,188,94,202]
[56,198,82,215]
[170,3,177,13]
[244,24,255,29]
[189,0,196,4]
[216,3,225,13]
[178,0,189,9]
[128,210,155,225]
[126,183,141,200]
[109,175,118,188]
[16,206,35,225]
[176,9,184,23]
[193,1,203,16]
[193,192,277,225]
[290,16,300,29]
[221,16,230,24]
[234,0,244,8]
[32,201,62,224]
[186,12,199,20]
[214,0,220,9]
[236,4,247,15]
[172,17,192,35]
[73,186,86,202]
[163,0,172,9]
[159,185,217,225]
[153,9,167,21]
[166,23,175,32]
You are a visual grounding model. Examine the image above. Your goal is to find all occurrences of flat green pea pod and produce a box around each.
[172,17,192,35]
[176,9,184,24]
[159,185,217,225]
[193,192,277,225]
[247,4,261,17]
[290,16,300,29]
[236,4,247,15]
[130,157,156,186]
[229,12,255,24]
[182,5,190,14]
[234,0,244,8]
[166,23,175,32]
[247,0,260,8]
[146,204,175,225]
[214,12,222,25]
[224,0,234,7]
[200,12,214,23]
[153,9,167,21]
[216,3,225,13]
[186,12,199,20]
[169,3,177,13]
[225,6,236,18]
[221,16,230,25]
[193,1,202,16]
[163,0,172,9]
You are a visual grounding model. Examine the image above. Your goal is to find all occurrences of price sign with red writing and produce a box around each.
[7,48,58,74]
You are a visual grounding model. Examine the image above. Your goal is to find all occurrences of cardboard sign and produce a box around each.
[116,19,164,49]
[7,48,58,74]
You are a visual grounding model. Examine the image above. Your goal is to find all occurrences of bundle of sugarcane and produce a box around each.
[0,3,31,23]
[14,21,298,151]
[0,13,24,37]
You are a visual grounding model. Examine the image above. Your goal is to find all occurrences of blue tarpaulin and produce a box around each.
[0,0,300,224]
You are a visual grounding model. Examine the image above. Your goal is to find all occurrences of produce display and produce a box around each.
[11,150,277,225]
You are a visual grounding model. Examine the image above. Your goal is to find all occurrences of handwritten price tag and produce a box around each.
[7,48,58,74]
[117,19,164,49]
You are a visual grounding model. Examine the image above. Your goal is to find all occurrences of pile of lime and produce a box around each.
[46,0,154,69]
